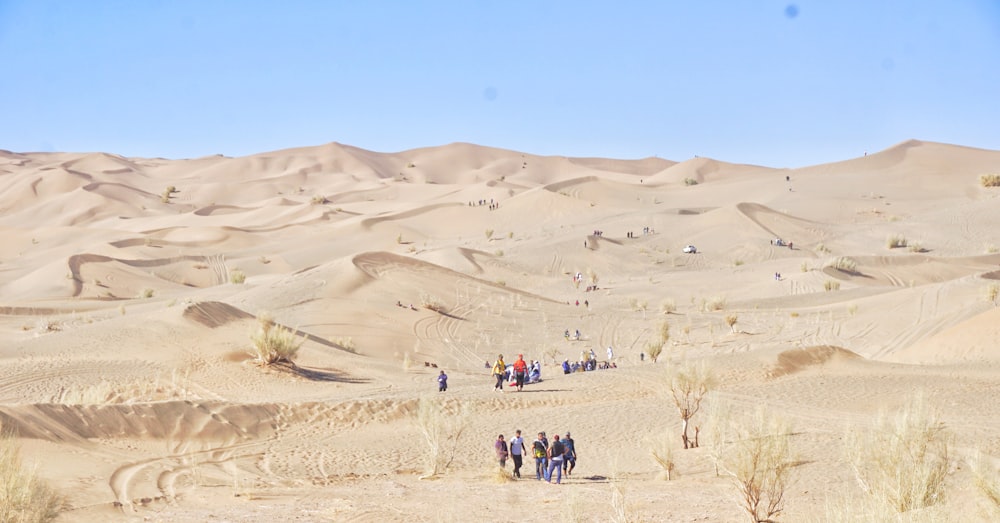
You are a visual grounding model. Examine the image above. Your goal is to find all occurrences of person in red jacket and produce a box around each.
[512,354,528,391]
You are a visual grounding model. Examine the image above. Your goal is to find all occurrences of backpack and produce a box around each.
[533,441,546,458]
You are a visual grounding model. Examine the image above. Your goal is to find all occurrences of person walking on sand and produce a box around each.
[495,434,509,468]
[533,432,548,480]
[546,434,566,484]
[437,370,448,392]
[510,429,526,479]
[512,354,528,391]
[562,432,577,476]
[492,354,506,392]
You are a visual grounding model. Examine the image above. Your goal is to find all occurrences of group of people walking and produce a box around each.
[491,354,540,392]
[495,430,577,484]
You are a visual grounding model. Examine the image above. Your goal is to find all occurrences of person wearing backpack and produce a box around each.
[561,432,577,476]
[545,434,566,484]
[532,432,548,480]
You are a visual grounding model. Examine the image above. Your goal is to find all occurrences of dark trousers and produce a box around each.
[512,454,523,478]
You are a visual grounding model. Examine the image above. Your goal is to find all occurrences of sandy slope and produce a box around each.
[1,140,1000,522]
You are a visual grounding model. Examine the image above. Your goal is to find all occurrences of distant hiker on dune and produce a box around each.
[437,370,448,392]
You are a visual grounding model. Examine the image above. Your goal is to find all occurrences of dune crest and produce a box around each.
[2,139,1000,522]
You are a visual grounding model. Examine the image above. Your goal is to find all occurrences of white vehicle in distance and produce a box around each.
[682,245,697,254]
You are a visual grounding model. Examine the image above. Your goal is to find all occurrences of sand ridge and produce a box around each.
[1,139,1000,521]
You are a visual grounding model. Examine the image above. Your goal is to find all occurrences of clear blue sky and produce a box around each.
[1,1,998,167]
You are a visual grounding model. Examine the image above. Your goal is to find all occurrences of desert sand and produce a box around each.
[1,139,999,522]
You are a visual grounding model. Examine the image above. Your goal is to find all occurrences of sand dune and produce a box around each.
[2,139,1000,522]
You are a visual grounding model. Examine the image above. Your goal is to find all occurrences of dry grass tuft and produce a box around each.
[415,396,472,479]
[971,450,1000,519]
[826,256,858,273]
[847,394,950,513]
[980,174,1000,187]
[824,280,841,291]
[229,269,246,284]
[986,283,999,305]
[648,433,676,480]
[886,234,908,249]
[645,320,669,363]
[703,296,726,312]
[248,312,303,365]
[660,299,676,314]
[488,464,513,484]
[0,426,64,522]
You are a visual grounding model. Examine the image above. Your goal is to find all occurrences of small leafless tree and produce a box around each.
[718,407,795,523]
[667,359,713,449]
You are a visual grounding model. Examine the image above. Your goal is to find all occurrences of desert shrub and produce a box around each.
[645,321,669,363]
[414,396,471,479]
[800,262,809,273]
[229,269,246,284]
[0,427,64,522]
[684,177,698,186]
[333,337,357,353]
[649,433,676,480]
[847,394,950,513]
[971,450,1000,519]
[716,407,794,523]
[161,186,177,203]
[666,359,714,449]
[815,243,831,254]
[725,314,738,332]
[420,293,444,312]
[986,283,999,305]
[660,299,676,314]
[703,296,726,311]
[310,195,328,204]
[789,312,799,318]
[485,229,494,240]
[847,304,858,316]
[489,463,513,484]
[980,174,1000,187]
[824,280,841,291]
[248,313,303,365]
[987,243,999,254]
[826,257,858,273]
[609,461,639,522]
[886,234,907,249]
[34,318,60,334]
[733,259,744,266]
